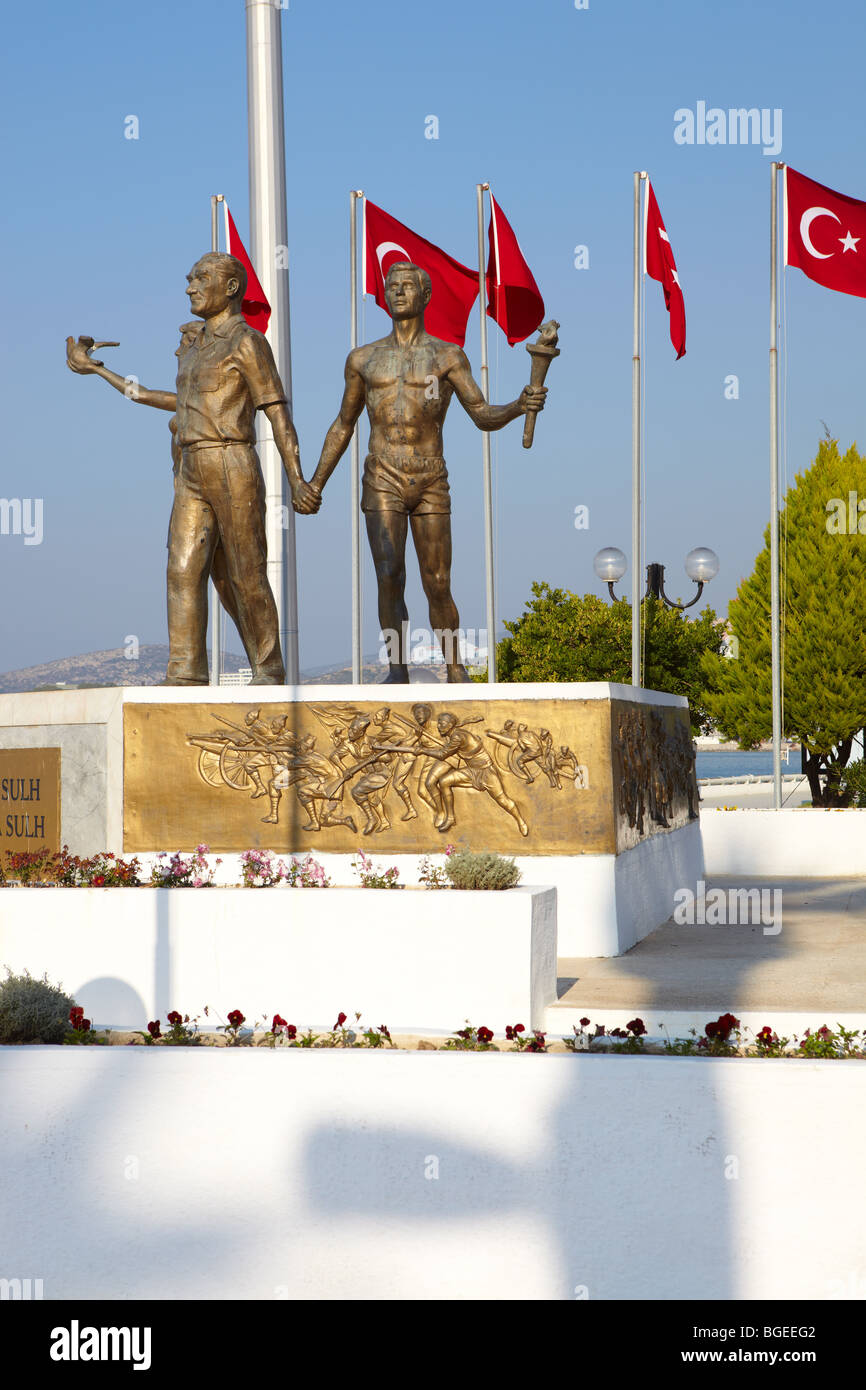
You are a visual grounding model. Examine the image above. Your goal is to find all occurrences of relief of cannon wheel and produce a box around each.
[218,741,256,791]
[187,735,256,791]
[187,736,233,789]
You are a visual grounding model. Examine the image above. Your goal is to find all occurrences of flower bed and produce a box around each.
[4,978,863,1059]
[0,844,521,892]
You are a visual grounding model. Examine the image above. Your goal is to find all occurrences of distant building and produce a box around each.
[378,636,488,667]
[219,668,253,687]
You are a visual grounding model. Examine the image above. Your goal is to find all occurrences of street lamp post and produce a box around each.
[594,547,719,610]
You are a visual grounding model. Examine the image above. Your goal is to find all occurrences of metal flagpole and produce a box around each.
[769,162,783,808]
[209,194,223,688]
[476,182,497,684]
[350,190,364,685]
[246,0,299,684]
[631,172,645,686]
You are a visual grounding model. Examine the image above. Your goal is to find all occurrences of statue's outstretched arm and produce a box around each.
[65,336,176,411]
[447,348,545,432]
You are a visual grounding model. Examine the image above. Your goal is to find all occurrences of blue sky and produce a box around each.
[2,0,865,673]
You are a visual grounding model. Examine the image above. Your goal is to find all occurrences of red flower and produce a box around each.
[147,1021,161,1038]
[80,1018,91,1032]
[166,1011,182,1027]
[626,1018,647,1037]
[272,1014,288,1033]
[335,1012,347,1028]
[706,1013,740,1041]
[379,1024,391,1040]
[579,1017,590,1028]
[92,875,105,887]
[69,1006,84,1022]
[756,1026,774,1044]
[286,1024,297,1040]
[477,1026,494,1044]
[227,1010,245,1029]
[505,1026,515,1041]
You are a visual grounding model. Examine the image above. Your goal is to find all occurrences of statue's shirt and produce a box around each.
[175,315,286,446]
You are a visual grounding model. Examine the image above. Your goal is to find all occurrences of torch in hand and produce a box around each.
[522,319,560,449]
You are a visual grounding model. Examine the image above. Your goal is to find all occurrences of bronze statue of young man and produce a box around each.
[309,261,547,683]
[66,253,319,685]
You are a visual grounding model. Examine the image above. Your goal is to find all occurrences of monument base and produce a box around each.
[0,681,701,956]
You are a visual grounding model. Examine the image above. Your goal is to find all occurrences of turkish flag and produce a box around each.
[486,193,545,345]
[363,199,479,346]
[644,182,686,359]
[224,203,271,333]
[785,166,866,298]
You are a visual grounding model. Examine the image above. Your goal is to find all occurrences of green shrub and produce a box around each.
[836,760,866,808]
[0,969,75,1044]
[444,850,521,891]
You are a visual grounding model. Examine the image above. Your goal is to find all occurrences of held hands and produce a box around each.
[66,336,119,374]
[518,384,547,415]
[291,478,322,515]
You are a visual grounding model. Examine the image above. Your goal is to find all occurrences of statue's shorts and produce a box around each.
[361,454,451,515]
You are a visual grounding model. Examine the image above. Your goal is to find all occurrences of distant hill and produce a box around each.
[0,645,247,693]
[0,646,449,692]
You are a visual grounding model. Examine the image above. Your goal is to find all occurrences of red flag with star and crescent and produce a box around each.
[362,199,479,346]
[785,166,866,298]
[644,181,686,360]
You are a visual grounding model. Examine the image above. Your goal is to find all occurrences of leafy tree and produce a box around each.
[490,581,726,733]
[702,439,866,805]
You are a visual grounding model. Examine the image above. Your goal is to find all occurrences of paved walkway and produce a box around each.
[555,877,866,1013]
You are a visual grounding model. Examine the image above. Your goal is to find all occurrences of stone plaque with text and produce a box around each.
[0,748,61,860]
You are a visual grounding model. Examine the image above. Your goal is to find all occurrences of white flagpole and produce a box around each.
[769,162,783,808]
[246,0,299,684]
[476,181,496,684]
[209,193,223,688]
[631,172,646,686]
[350,190,364,685]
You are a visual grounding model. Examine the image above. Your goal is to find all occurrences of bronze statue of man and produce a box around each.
[66,253,319,685]
[309,261,547,683]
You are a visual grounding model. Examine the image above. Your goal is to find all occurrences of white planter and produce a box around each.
[0,884,557,1033]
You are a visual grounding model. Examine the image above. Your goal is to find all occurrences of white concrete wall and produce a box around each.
[613,819,704,956]
[701,808,866,877]
[2,1048,863,1301]
[0,885,557,1034]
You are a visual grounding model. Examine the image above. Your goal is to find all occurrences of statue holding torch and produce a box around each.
[523,320,560,448]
